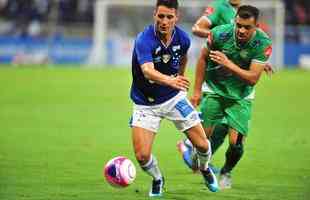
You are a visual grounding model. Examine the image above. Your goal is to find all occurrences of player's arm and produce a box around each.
[210,50,264,86]
[141,62,190,91]
[178,55,188,76]
[192,16,212,38]
[192,5,219,38]
[190,47,209,107]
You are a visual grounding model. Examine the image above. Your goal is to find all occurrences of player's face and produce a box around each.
[154,5,178,36]
[235,16,257,43]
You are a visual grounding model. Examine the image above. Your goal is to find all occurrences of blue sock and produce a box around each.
[182,149,193,169]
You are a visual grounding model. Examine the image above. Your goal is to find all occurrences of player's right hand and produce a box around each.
[170,75,190,91]
[264,63,274,76]
[190,91,202,108]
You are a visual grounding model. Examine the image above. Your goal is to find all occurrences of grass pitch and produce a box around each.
[0,66,309,200]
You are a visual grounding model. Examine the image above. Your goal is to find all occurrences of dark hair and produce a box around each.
[156,0,179,10]
[237,5,260,22]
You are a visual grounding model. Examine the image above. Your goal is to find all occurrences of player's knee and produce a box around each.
[193,139,209,153]
[135,152,151,165]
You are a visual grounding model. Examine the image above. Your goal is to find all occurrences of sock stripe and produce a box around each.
[141,156,154,171]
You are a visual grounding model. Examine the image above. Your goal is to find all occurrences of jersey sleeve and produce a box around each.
[135,34,153,65]
[252,40,272,64]
[202,2,221,28]
[180,33,191,56]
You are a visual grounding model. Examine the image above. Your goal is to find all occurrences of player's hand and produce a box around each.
[210,50,231,67]
[169,75,190,91]
[264,63,274,76]
[190,90,202,108]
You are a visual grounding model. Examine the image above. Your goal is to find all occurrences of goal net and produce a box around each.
[88,0,284,69]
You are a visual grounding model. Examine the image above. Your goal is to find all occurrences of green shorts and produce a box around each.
[200,93,252,136]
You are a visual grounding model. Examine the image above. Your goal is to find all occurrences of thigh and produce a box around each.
[132,126,155,157]
[227,128,246,145]
[200,94,225,128]
[225,99,252,136]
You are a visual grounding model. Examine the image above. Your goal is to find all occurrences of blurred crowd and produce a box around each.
[0,0,309,41]
[284,0,310,25]
[0,0,93,37]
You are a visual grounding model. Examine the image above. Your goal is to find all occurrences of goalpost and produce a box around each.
[88,0,285,69]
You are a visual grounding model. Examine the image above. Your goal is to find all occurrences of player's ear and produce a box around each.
[153,8,157,19]
[175,10,180,22]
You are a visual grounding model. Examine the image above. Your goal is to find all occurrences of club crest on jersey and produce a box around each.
[172,45,181,52]
[162,54,171,63]
[240,50,248,58]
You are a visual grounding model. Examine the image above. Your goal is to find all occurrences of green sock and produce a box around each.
[210,124,228,154]
[221,143,244,174]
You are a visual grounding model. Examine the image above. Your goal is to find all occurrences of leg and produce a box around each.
[132,126,164,197]
[186,124,219,192]
[219,98,251,189]
[177,94,224,172]
[132,127,164,197]
[210,124,228,154]
[219,128,245,189]
[221,129,245,174]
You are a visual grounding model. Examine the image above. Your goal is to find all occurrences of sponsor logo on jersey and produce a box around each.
[219,32,231,41]
[204,7,214,15]
[264,45,272,57]
[162,54,171,63]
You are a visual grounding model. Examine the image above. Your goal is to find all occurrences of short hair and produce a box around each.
[236,5,260,22]
[156,0,179,10]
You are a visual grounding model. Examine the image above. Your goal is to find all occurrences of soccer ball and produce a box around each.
[104,156,136,188]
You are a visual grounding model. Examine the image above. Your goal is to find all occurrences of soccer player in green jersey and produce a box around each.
[177,0,241,174]
[191,5,272,189]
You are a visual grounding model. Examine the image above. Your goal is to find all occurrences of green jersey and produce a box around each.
[205,24,272,100]
[203,0,237,28]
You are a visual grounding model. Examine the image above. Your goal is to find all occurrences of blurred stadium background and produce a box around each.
[0,0,309,68]
[0,1,309,200]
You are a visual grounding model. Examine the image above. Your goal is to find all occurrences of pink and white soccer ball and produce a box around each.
[104,156,136,188]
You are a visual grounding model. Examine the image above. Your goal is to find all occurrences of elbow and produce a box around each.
[142,69,151,80]
[248,80,257,86]
[192,25,199,35]
[142,66,153,80]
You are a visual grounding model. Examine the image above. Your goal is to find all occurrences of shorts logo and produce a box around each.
[175,99,194,118]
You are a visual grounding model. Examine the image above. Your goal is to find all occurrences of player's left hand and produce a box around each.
[210,50,232,67]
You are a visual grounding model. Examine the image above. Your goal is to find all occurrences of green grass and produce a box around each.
[0,66,309,200]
